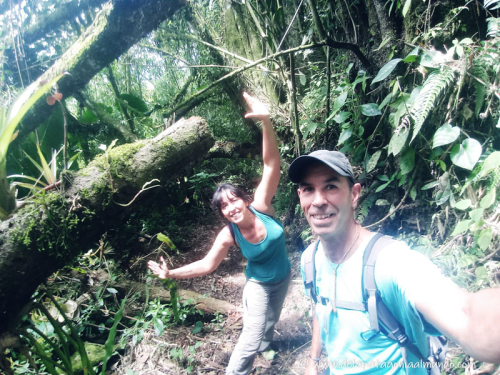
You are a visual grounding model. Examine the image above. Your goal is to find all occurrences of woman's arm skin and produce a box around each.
[148,226,234,279]
[243,92,280,216]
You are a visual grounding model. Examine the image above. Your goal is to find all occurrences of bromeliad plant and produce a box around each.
[8,143,81,198]
[0,74,65,220]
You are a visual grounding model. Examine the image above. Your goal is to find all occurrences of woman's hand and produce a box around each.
[243,91,270,121]
[148,256,170,279]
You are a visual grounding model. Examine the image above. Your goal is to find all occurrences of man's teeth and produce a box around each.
[312,214,333,219]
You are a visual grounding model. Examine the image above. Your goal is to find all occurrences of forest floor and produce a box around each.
[116,220,329,375]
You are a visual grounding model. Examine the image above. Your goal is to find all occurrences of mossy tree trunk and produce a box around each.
[15,0,186,145]
[0,116,214,336]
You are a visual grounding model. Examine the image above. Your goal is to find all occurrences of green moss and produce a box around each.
[84,141,146,182]
[10,192,94,259]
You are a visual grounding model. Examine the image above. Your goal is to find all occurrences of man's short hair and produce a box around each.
[288,150,355,187]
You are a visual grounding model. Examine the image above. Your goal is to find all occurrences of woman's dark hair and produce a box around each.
[211,183,253,220]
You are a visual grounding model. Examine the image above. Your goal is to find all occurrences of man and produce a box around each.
[288,150,500,375]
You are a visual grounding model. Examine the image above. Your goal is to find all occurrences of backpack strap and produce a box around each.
[303,240,320,304]
[362,234,430,365]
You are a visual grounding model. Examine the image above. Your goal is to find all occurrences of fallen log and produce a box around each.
[116,281,240,316]
[0,116,214,335]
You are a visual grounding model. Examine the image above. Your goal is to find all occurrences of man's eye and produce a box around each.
[326,184,337,190]
[302,187,313,193]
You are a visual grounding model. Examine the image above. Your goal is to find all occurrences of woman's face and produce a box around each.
[220,190,249,223]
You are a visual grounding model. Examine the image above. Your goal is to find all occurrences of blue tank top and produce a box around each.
[230,206,290,283]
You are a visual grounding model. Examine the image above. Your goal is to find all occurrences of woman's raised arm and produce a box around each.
[243,92,280,216]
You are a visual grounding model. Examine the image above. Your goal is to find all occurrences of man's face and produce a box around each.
[297,163,360,239]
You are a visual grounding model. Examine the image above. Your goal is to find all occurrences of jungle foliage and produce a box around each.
[1,0,500,373]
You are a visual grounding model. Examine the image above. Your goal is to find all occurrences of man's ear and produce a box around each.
[351,183,361,209]
[297,188,301,198]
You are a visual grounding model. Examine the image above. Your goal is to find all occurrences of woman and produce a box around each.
[148,92,291,375]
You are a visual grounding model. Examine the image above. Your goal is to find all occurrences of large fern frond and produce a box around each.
[471,57,489,118]
[409,66,455,143]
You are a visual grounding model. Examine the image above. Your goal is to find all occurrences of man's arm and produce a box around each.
[415,276,500,363]
[305,311,323,375]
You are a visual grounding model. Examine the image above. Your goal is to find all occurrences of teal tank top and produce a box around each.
[230,206,290,283]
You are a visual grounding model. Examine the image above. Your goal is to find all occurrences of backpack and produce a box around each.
[303,233,448,374]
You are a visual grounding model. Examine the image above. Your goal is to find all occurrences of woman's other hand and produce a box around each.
[148,256,170,279]
[243,91,270,121]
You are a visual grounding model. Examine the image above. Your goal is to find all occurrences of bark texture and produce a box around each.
[16,0,186,143]
[0,116,214,335]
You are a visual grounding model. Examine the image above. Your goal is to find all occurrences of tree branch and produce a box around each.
[306,0,372,69]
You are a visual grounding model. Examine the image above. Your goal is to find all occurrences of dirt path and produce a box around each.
[117,222,329,374]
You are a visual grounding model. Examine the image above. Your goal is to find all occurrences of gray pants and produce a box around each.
[226,271,291,375]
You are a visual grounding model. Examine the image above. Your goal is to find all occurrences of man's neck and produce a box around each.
[319,223,367,264]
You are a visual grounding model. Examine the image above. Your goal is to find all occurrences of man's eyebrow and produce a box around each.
[325,176,341,183]
[299,176,340,187]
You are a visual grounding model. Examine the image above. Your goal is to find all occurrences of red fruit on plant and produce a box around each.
[53,92,63,101]
[46,96,56,105]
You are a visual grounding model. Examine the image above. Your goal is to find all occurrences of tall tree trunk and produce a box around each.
[14,0,186,146]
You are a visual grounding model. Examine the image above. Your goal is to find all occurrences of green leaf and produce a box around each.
[262,349,277,360]
[477,228,493,251]
[1,74,65,164]
[469,208,484,223]
[376,199,390,206]
[102,298,126,375]
[36,143,55,185]
[450,138,482,170]
[157,233,178,251]
[154,318,164,336]
[192,321,203,334]
[299,74,306,86]
[120,93,149,113]
[371,59,403,85]
[421,181,439,190]
[474,266,488,281]
[360,103,382,117]
[333,91,348,113]
[402,0,412,17]
[79,109,98,124]
[480,188,496,209]
[379,93,393,110]
[376,181,391,192]
[478,151,500,178]
[337,127,353,145]
[454,199,472,210]
[451,219,473,236]
[404,47,420,63]
[400,149,415,175]
[373,36,392,52]
[410,186,417,201]
[432,123,460,148]
[378,175,390,181]
[388,129,409,156]
[367,150,382,172]
[333,111,351,124]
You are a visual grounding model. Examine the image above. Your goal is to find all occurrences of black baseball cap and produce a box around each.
[288,150,355,183]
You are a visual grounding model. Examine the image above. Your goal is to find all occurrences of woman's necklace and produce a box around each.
[327,224,361,313]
